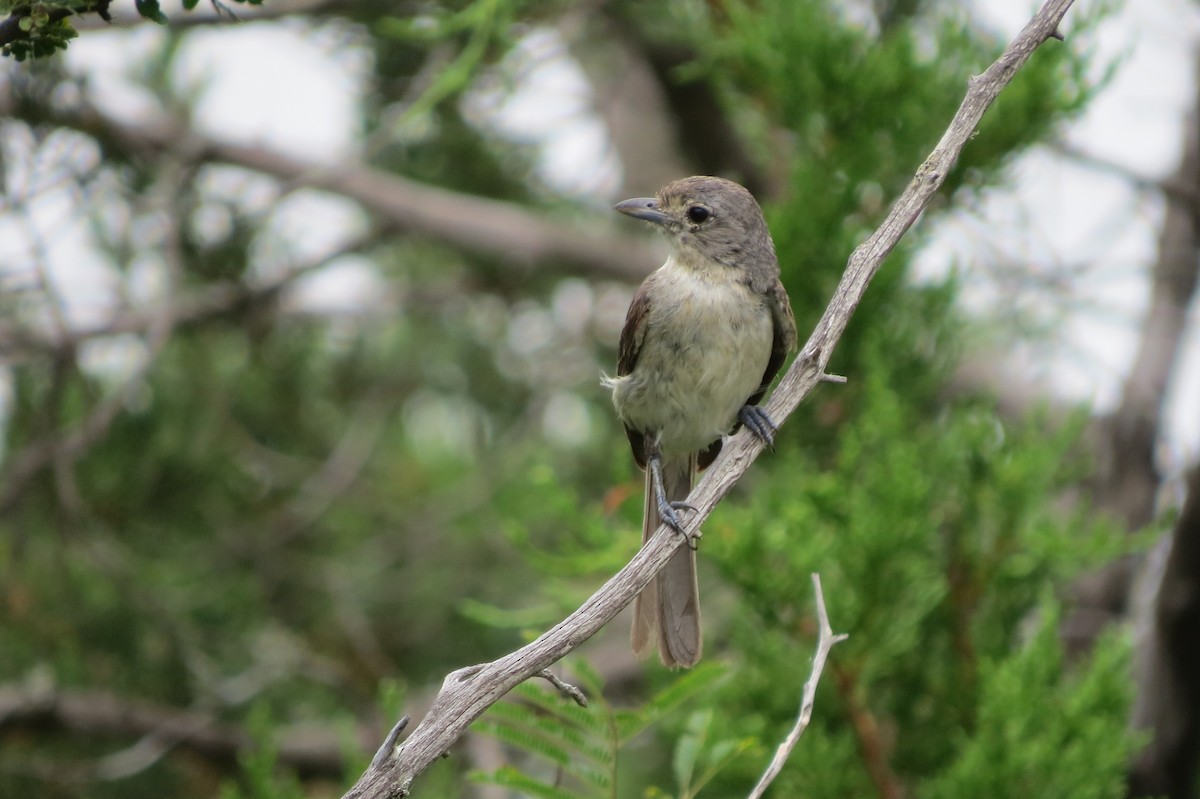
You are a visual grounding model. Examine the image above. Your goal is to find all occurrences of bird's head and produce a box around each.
[614,176,775,270]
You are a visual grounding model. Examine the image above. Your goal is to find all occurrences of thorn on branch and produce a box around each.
[1049,28,1065,41]
[820,373,848,384]
[447,664,485,686]
[369,716,410,770]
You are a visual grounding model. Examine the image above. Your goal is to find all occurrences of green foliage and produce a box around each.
[375,0,522,126]
[0,0,265,60]
[669,708,760,799]
[472,660,755,799]
[479,324,1139,798]
[0,1,80,60]
[134,0,168,25]
[921,614,1136,799]
[218,706,306,799]
[689,329,1138,796]
[0,0,1139,797]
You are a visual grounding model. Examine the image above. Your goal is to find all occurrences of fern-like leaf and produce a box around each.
[472,658,741,799]
[474,766,579,799]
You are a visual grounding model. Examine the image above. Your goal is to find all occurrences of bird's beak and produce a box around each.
[614,197,670,226]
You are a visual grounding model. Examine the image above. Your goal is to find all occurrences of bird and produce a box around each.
[604,176,797,668]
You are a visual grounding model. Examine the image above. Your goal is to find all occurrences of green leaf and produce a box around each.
[616,661,727,742]
[134,0,168,24]
[672,710,711,793]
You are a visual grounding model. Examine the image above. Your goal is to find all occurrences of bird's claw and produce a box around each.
[739,404,779,447]
[656,498,701,549]
[655,497,691,532]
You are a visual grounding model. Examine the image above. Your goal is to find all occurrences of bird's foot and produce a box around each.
[739,404,779,447]
[656,497,701,549]
[649,455,701,549]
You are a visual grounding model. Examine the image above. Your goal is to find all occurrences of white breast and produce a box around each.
[607,258,774,457]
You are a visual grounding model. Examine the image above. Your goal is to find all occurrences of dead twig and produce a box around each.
[747,574,848,799]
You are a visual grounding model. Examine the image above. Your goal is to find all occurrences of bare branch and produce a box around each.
[0,682,351,778]
[340,3,1077,797]
[747,574,847,799]
[0,87,660,284]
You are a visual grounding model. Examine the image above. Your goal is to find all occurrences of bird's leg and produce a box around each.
[738,404,780,447]
[647,451,698,546]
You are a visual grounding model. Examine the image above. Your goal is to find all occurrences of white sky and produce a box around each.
[4,0,1199,478]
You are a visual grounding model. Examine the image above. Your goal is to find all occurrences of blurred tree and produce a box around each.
[0,1,1170,798]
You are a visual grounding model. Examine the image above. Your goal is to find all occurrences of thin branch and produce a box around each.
[747,574,848,799]
[535,669,588,708]
[340,3,1076,797]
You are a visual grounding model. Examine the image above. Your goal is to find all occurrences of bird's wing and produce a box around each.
[617,277,655,467]
[617,278,653,377]
[747,278,797,406]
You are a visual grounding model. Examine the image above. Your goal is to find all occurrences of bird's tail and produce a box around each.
[631,454,701,668]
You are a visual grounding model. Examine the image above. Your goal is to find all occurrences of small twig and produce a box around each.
[747,574,848,799]
[536,669,588,708]
[370,717,411,771]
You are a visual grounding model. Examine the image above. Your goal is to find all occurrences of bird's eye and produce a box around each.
[686,205,711,224]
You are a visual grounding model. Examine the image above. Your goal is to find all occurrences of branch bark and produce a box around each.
[340,3,1077,797]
